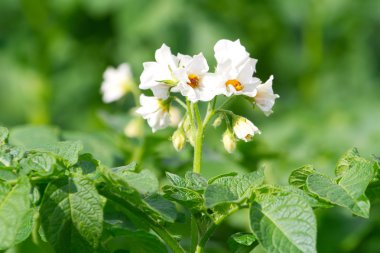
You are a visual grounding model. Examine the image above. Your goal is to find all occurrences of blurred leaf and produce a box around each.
[143,194,178,223]
[34,141,83,167]
[0,166,17,181]
[0,127,8,144]
[8,126,59,149]
[14,208,35,245]
[19,152,57,176]
[250,193,317,253]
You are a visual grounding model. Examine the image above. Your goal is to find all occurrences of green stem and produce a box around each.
[190,215,199,252]
[193,123,203,174]
[195,206,240,253]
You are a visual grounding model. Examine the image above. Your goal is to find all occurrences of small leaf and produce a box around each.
[185,172,208,191]
[40,174,103,253]
[250,193,317,253]
[228,232,258,253]
[205,169,264,208]
[35,141,83,167]
[162,185,204,211]
[335,148,360,178]
[0,177,31,250]
[143,194,178,223]
[0,166,17,181]
[19,152,57,176]
[208,172,238,184]
[289,165,315,188]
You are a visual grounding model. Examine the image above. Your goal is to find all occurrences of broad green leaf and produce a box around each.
[165,172,207,191]
[366,180,380,203]
[250,193,317,253]
[289,165,315,188]
[104,228,167,253]
[205,169,264,208]
[0,177,31,250]
[335,148,360,177]
[19,152,57,176]
[228,232,258,253]
[143,194,177,223]
[307,158,374,218]
[162,185,204,211]
[0,127,8,144]
[75,153,99,175]
[306,174,370,218]
[122,170,159,195]
[35,141,83,167]
[40,174,103,253]
[8,125,59,149]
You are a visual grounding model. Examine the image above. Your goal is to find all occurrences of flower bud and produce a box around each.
[182,116,195,146]
[232,115,260,142]
[124,118,143,138]
[172,128,186,151]
[222,129,236,153]
[212,115,223,128]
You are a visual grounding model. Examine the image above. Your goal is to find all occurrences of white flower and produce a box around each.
[136,94,171,132]
[169,106,182,127]
[101,63,134,103]
[139,44,179,99]
[232,116,260,142]
[222,129,236,153]
[254,75,279,116]
[171,53,217,102]
[211,39,261,97]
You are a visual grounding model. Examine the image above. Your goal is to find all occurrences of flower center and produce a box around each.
[225,79,243,91]
[187,74,200,88]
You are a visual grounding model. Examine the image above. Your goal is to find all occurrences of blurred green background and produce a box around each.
[1,0,379,252]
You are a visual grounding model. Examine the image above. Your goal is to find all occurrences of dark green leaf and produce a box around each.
[162,185,204,211]
[144,194,177,223]
[40,174,103,253]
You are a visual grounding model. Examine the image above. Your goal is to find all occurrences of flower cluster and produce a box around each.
[100,39,278,153]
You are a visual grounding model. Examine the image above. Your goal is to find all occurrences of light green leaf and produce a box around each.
[165,172,207,191]
[0,145,25,167]
[0,166,17,181]
[0,177,31,250]
[122,169,159,195]
[228,232,258,253]
[19,152,57,176]
[205,169,264,208]
[35,141,83,167]
[208,172,238,184]
[250,193,317,253]
[289,165,315,188]
[306,174,370,218]
[14,208,35,244]
[335,148,360,178]
[40,174,103,253]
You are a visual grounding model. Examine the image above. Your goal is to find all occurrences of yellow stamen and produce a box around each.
[225,79,243,91]
[187,74,199,88]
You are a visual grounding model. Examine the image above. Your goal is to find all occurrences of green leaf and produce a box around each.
[122,169,159,195]
[205,169,264,208]
[250,193,317,253]
[228,232,258,253]
[335,148,360,178]
[165,172,207,191]
[40,174,103,253]
[0,177,31,250]
[306,174,370,218]
[162,185,204,211]
[306,157,375,218]
[289,165,315,188]
[144,194,178,223]
[208,172,238,184]
[75,153,99,175]
[104,228,168,253]
[35,141,83,167]
[0,127,8,145]
[19,152,57,176]
[14,208,35,244]
[0,145,25,167]
[0,166,17,181]
[8,125,59,149]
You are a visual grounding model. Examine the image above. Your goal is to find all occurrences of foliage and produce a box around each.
[0,126,379,253]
